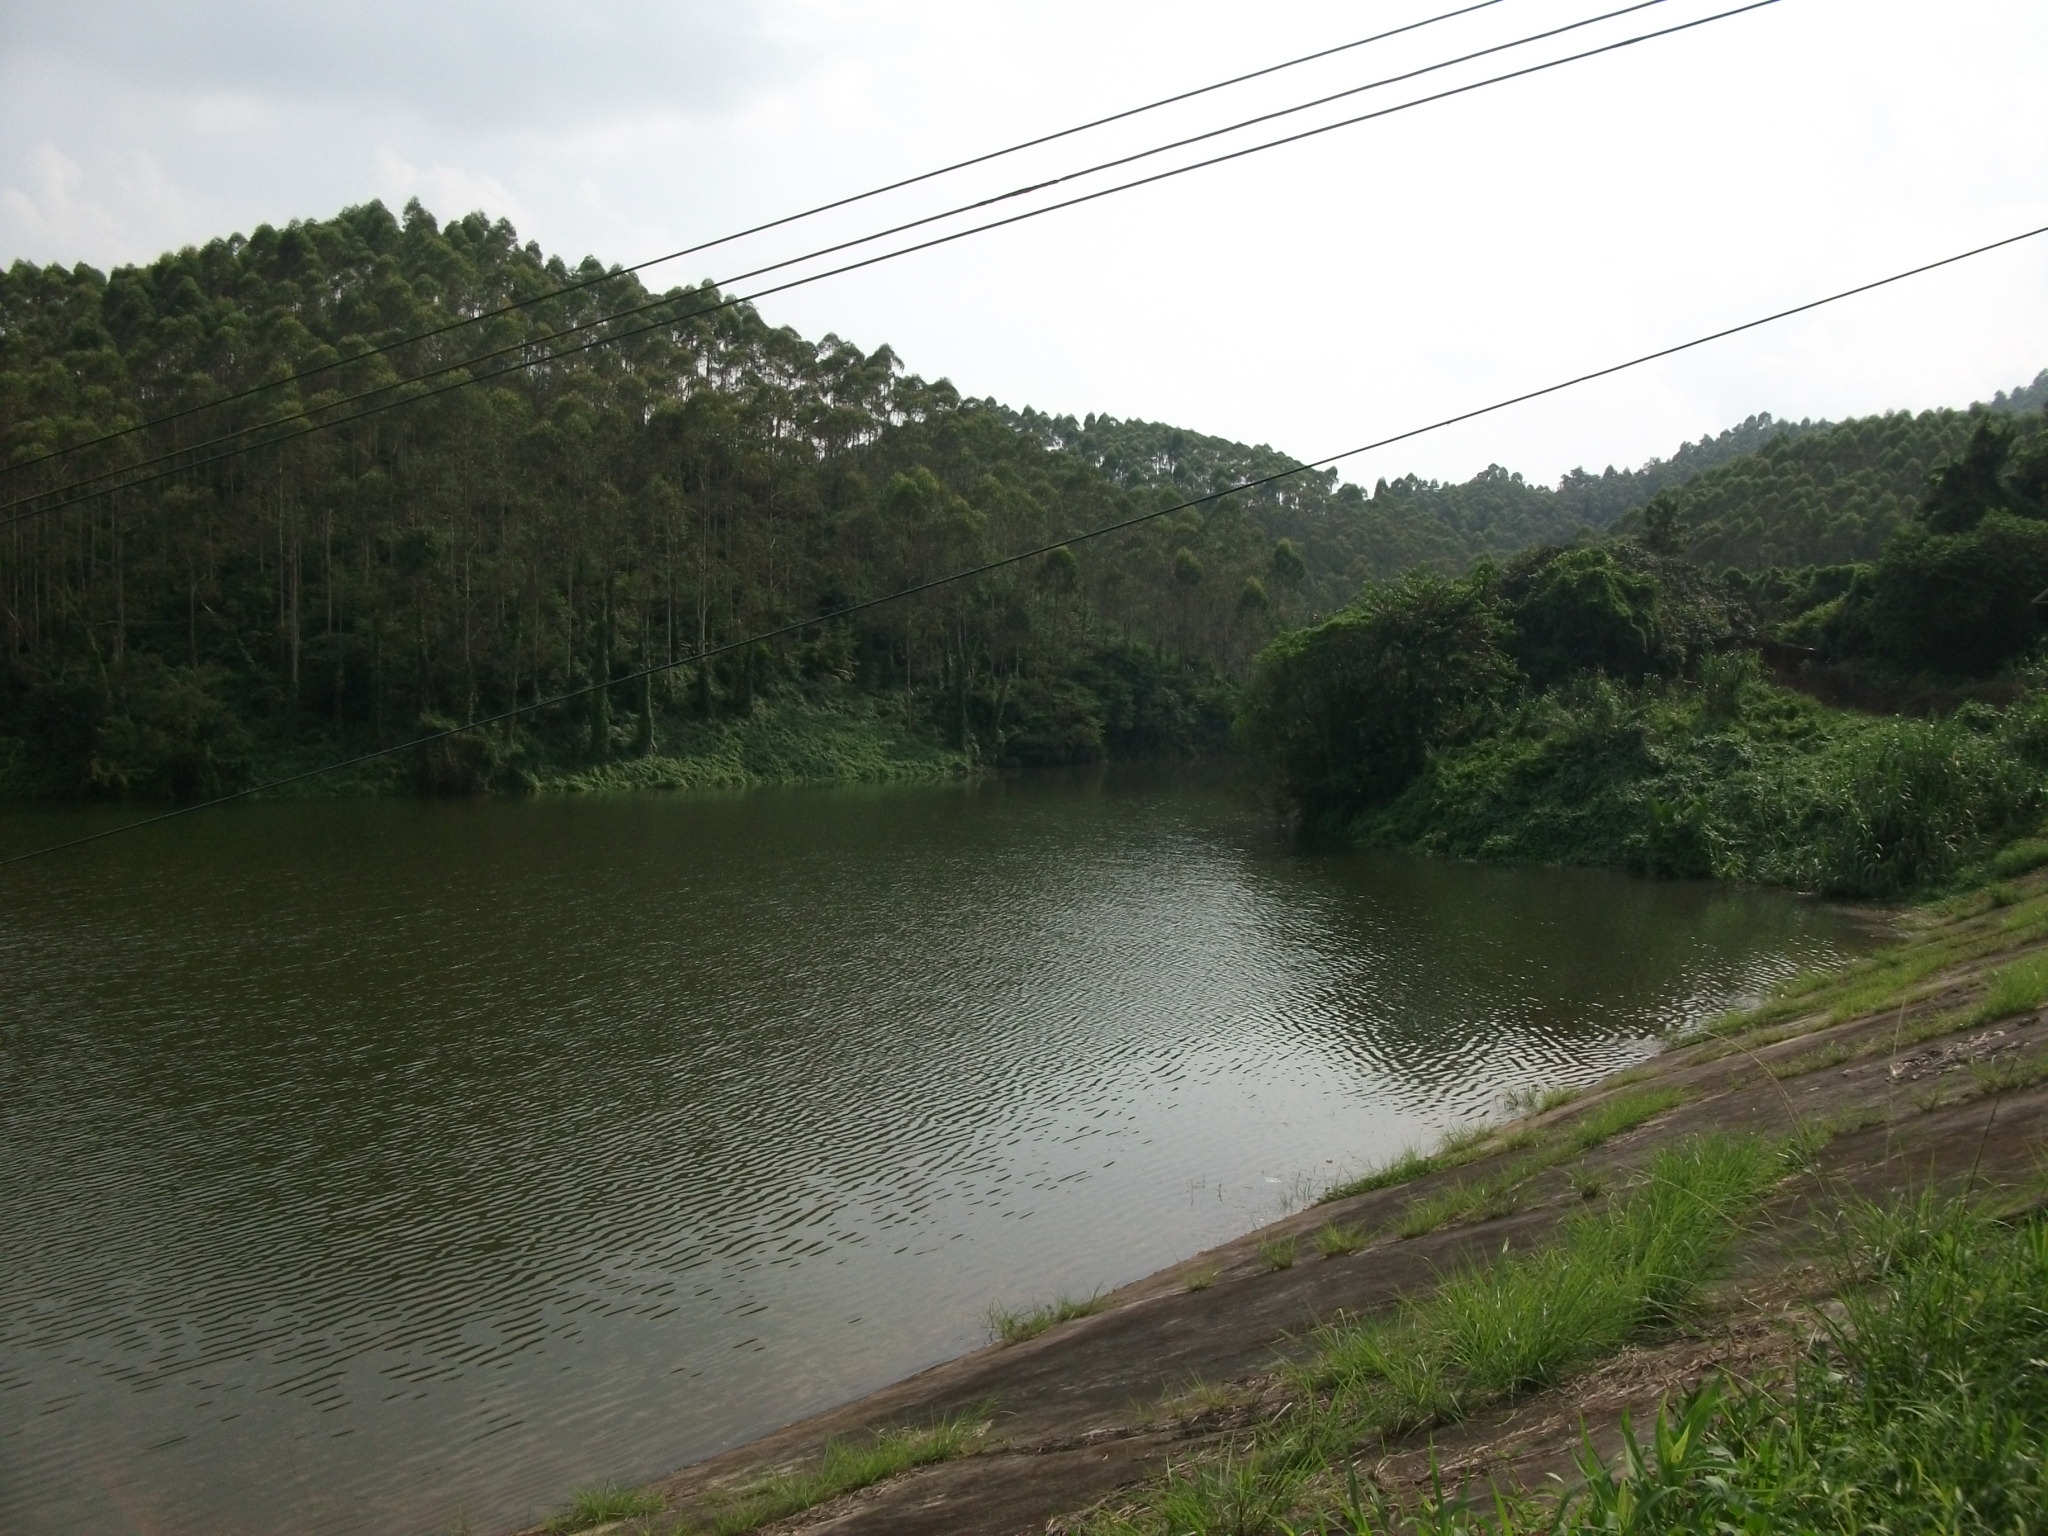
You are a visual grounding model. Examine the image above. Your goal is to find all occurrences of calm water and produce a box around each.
[0,770,1874,1536]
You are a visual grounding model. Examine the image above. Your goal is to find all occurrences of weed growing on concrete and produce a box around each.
[987,1293,1106,1345]
[1314,1223,1369,1259]
[1326,1089,1682,1210]
[1964,949,2048,1026]
[707,1413,984,1534]
[1992,836,2048,879]
[1158,1377,1239,1420]
[1259,1236,1299,1271]
[1767,1040,1852,1079]
[1395,1169,1524,1239]
[1555,1087,1689,1153]
[543,1484,664,1533]
[1325,1138,1783,1420]
[1971,1052,2048,1096]
[1502,1083,1582,1117]
[1323,1145,1445,1201]
[1322,1122,1505,1203]
[1389,1088,1694,1239]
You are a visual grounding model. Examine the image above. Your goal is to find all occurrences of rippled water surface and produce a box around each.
[0,771,1875,1536]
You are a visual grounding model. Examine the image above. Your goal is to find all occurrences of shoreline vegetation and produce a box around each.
[1238,406,2048,902]
[507,847,2048,1536]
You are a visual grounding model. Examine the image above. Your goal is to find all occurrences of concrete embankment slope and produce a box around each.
[519,877,2048,1536]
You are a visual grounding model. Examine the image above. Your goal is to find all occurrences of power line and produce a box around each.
[5,0,1679,514]
[3,0,1772,528]
[6,220,2042,872]
[0,0,1519,478]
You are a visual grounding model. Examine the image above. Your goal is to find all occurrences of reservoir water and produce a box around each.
[0,770,1875,1536]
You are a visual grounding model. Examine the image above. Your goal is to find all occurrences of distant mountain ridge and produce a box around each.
[1988,368,2048,416]
[1008,365,2047,590]
[994,406,1813,605]
[1613,370,2048,572]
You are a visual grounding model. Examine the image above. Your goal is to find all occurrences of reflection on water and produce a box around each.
[0,769,1873,1535]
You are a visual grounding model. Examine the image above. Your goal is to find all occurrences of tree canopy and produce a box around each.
[1614,384,2048,571]
[3,198,2041,800]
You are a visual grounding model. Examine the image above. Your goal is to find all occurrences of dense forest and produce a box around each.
[0,200,1290,796]
[1005,406,1829,610]
[0,198,1799,799]
[1613,373,2048,570]
[2,197,2044,818]
[1241,407,2048,896]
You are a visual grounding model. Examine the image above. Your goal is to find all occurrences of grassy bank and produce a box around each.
[1081,1138,1786,1536]
[1079,1147,2048,1536]
[1317,1194,2048,1535]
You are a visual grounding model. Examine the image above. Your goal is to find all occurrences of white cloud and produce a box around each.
[0,142,105,245]
[0,140,188,256]
[372,147,531,234]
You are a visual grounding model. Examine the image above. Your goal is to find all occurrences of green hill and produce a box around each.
[2,195,2037,799]
[1616,372,2048,571]
[1004,408,1824,605]
[0,200,1295,793]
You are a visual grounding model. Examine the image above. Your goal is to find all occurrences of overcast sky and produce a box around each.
[2,0,2043,489]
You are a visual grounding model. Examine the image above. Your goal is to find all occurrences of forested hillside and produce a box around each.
[1618,371,2048,571]
[0,197,1785,799]
[2,196,2041,802]
[0,199,1327,796]
[1241,406,2048,897]
[1004,407,1821,608]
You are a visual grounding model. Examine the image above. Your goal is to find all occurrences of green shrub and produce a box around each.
[12,655,252,801]
[2000,693,2048,769]
[1239,571,1514,820]
[990,675,1106,764]
[1505,546,1672,685]
[414,713,517,796]
[1827,512,2048,677]
[1349,665,2041,897]
[1695,649,1758,721]
[1806,717,2040,896]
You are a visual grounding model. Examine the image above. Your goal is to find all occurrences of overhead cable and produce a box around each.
[4,0,1774,526]
[0,0,1520,476]
[6,0,1681,510]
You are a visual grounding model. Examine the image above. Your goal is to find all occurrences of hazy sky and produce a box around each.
[2,0,2043,488]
